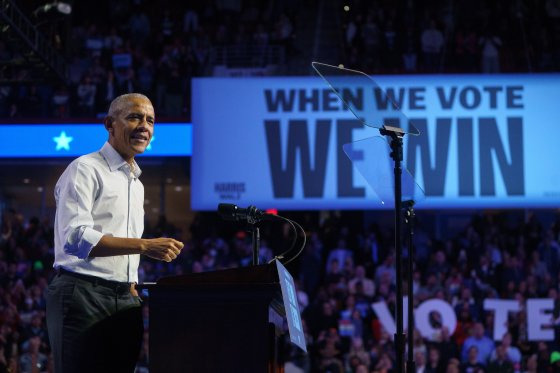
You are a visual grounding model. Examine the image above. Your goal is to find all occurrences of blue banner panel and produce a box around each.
[0,123,192,157]
[191,74,560,210]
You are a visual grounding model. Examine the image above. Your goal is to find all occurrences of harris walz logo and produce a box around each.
[214,182,246,200]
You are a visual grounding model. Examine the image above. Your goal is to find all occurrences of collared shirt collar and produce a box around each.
[99,142,142,178]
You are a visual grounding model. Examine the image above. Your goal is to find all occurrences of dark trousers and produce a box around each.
[46,271,143,373]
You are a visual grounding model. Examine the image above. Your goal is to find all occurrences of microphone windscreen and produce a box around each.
[217,203,238,221]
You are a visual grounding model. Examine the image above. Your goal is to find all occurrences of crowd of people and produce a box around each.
[0,0,298,120]
[288,211,560,373]
[2,0,560,120]
[341,0,560,74]
[1,206,560,372]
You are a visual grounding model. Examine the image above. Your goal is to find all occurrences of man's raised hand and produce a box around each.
[142,238,184,262]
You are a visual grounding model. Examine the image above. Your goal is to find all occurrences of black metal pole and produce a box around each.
[380,126,405,373]
[251,226,260,265]
[393,140,404,373]
[404,201,416,373]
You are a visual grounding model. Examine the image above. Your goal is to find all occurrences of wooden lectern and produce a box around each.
[147,263,287,373]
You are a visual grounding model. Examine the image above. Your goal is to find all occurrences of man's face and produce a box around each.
[106,97,154,161]
[474,323,484,338]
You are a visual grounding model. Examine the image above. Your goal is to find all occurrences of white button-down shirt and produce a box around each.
[53,142,144,283]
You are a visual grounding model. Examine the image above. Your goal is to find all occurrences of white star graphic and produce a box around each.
[146,135,155,150]
[53,131,73,151]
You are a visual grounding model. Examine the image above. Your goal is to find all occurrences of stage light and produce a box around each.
[33,2,72,17]
[265,208,278,215]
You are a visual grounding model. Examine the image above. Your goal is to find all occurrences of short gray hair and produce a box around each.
[107,93,152,118]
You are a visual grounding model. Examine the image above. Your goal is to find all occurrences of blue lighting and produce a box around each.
[0,123,192,157]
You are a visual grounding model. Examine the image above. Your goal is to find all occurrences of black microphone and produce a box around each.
[217,203,277,224]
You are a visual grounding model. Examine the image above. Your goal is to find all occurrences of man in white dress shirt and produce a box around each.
[46,93,184,372]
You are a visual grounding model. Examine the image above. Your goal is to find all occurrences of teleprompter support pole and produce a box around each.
[404,200,416,373]
[250,226,260,266]
[379,125,405,373]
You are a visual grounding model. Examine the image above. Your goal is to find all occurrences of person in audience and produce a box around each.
[461,346,486,372]
[348,265,375,298]
[490,332,521,366]
[487,344,514,373]
[461,323,495,365]
[18,336,48,373]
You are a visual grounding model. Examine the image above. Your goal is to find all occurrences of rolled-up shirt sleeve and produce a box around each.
[56,161,104,259]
